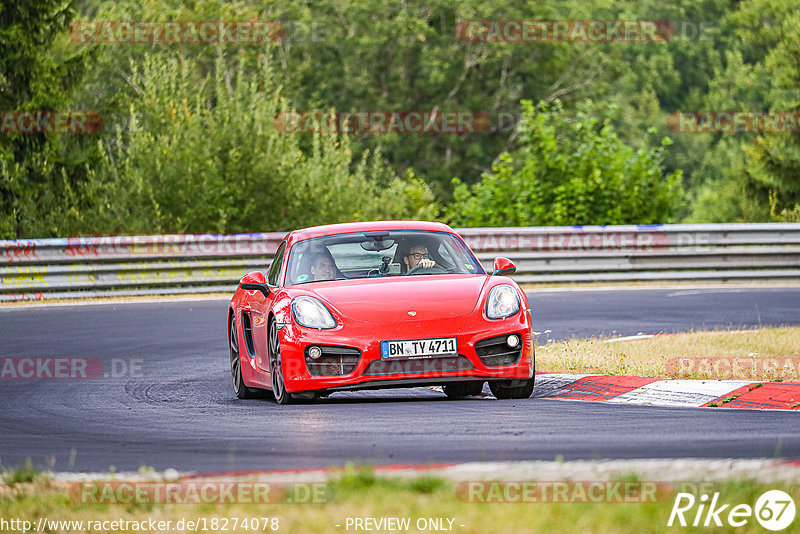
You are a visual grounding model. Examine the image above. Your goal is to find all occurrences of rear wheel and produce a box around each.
[443,381,484,398]
[489,377,535,399]
[229,314,261,399]
[269,319,294,405]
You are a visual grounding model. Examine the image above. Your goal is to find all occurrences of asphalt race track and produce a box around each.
[1,286,799,472]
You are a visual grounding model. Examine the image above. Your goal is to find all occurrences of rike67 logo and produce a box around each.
[668,490,795,531]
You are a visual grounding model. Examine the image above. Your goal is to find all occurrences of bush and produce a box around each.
[9,51,437,237]
[446,100,683,227]
[78,52,438,234]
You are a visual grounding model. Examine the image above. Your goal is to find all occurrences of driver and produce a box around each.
[310,251,338,281]
[404,244,436,273]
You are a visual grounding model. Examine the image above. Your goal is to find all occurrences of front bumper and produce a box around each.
[278,310,535,393]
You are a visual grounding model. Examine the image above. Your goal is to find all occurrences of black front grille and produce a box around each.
[475,334,523,367]
[305,345,361,376]
[363,355,474,376]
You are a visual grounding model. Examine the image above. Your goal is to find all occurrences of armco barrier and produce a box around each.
[1,224,799,301]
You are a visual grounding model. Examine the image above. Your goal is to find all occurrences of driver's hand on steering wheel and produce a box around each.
[418,258,436,269]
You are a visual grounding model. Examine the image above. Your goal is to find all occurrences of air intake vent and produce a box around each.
[242,314,255,358]
[475,335,523,367]
[305,345,361,376]
[363,355,473,376]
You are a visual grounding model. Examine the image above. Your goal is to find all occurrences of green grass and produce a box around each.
[536,326,800,380]
[2,465,799,533]
[1,459,42,485]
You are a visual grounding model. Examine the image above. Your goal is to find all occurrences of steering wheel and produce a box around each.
[406,263,448,275]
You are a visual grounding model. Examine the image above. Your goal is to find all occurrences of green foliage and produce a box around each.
[332,464,446,498]
[683,0,800,222]
[447,100,683,226]
[0,1,85,115]
[66,53,436,234]
[740,5,800,217]
[1,459,40,485]
[2,474,798,534]
[0,0,95,238]
[76,0,625,193]
[684,137,769,223]
[4,0,800,236]
[407,475,446,494]
[769,192,800,223]
[269,0,620,191]
[2,0,437,238]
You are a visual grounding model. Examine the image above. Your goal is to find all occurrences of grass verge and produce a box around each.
[1,460,41,485]
[1,466,798,533]
[536,326,800,380]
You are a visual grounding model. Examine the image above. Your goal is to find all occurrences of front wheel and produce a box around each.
[489,377,535,399]
[229,314,262,399]
[269,319,293,405]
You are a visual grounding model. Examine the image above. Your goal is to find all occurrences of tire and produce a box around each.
[443,381,484,398]
[269,319,294,405]
[489,377,535,399]
[229,314,262,399]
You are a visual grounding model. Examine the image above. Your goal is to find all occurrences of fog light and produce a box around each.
[308,346,322,359]
[506,335,520,348]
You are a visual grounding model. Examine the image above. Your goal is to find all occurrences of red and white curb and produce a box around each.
[534,373,800,410]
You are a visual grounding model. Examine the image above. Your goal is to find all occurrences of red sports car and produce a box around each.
[227,221,535,404]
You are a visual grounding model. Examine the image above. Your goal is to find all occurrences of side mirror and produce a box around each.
[240,271,270,296]
[491,257,516,276]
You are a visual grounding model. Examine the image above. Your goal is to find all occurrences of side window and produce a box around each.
[435,241,456,270]
[267,242,286,286]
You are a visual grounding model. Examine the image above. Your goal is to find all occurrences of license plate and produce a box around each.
[380,337,457,359]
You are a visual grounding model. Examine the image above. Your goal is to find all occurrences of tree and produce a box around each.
[69,52,437,234]
[682,0,800,222]
[446,99,683,226]
[0,0,94,238]
[740,6,800,219]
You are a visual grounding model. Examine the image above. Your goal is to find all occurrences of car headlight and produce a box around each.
[486,284,520,319]
[292,296,337,329]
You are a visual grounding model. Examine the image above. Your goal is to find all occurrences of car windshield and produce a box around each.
[286,230,485,285]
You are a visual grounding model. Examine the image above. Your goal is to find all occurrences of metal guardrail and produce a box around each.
[2,224,799,301]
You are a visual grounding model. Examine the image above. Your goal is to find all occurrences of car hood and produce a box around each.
[309,275,489,322]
